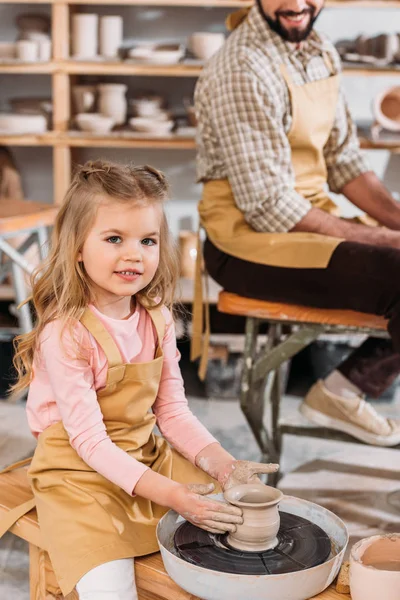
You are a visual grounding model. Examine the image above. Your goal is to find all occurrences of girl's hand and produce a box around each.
[168,482,243,534]
[218,460,280,491]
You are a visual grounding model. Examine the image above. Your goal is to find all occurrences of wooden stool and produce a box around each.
[218,291,393,486]
[0,198,57,334]
[0,465,347,600]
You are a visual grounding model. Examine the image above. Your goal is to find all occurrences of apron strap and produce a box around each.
[0,457,36,540]
[0,456,32,474]
[226,7,251,31]
[147,307,166,357]
[80,309,124,369]
[191,229,210,381]
[0,498,36,539]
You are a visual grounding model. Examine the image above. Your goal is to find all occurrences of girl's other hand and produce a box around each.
[169,482,243,534]
[218,460,280,490]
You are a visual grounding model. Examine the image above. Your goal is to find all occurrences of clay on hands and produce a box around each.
[221,460,280,490]
[178,483,243,534]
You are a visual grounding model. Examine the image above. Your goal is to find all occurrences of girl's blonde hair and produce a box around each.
[12,159,179,393]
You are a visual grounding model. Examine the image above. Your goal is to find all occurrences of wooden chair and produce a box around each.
[217,291,395,486]
[0,465,348,600]
[0,198,57,334]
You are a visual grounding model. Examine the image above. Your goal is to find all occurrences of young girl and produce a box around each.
[10,160,278,600]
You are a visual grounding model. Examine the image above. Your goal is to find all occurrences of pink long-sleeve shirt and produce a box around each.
[26,303,218,495]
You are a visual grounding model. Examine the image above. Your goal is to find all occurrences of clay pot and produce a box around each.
[72,14,98,59]
[373,86,400,132]
[188,32,225,61]
[98,83,127,125]
[99,16,123,59]
[350,534,400,600]
[223,483,283,552]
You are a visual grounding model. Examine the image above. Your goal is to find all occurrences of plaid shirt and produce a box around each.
[194,6,370,233]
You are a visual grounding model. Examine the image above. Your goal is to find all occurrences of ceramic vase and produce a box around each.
[223,483,283,552]
[99,16,123,58]
[72,14,98,59]
[98,84,128,125]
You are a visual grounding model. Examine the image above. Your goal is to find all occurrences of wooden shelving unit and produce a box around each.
[0,0,399,206]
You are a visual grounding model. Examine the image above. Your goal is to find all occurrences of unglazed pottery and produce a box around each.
[98,83,127,125]
[75,113,114,134]
[99,16,123,58]
[350,534,400,600]
[223,483,283,552]
[188,32,225,61]
[373,86,400,132]
[72,14,98,59]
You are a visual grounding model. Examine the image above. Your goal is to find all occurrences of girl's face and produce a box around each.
[78,199,161,318]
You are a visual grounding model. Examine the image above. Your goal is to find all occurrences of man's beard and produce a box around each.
[256,0,320,43]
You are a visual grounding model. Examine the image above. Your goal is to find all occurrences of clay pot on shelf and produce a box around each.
[98,83,128,125]
[129,95,165,118]
[72,14,98,59]
[179,231,198,279]
[223,483,283,552]
[373,86,400,132]
[350,534,400,600]
[187,32,225,61]
[72,85,97,114]
[99,15,123,59]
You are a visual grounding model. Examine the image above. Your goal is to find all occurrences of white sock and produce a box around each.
[323,370,362,401]
[76,558,138,600]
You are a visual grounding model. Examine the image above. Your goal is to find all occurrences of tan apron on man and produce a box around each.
[192,9,345,377]
[0,306,216,596]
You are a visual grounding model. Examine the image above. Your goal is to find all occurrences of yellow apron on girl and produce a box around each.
[192,9,345,375]
[0,306,216,596]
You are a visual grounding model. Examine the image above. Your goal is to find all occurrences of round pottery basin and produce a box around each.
[350,534,400,600]
[157,494,348,600]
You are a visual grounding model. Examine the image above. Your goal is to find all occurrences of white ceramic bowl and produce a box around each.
[0,113,47,133]
[373,86,400,132]
[75,113,114,134]
[128,45,184,64]
[188,32,225,61]
[129,117,174,135]
[130,96,164,118]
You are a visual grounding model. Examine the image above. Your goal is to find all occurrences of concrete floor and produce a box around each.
[1,388,400,599]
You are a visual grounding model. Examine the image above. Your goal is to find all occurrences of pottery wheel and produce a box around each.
[174,511,331,575]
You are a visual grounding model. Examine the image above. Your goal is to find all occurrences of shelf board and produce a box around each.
[0,62,54,74]
[342,64,400,76]
[0,133,57,146]
[0,131,398,151]
[58,0,253,5]
[0,60,399,77]
[62,131,197,148]
[62,60,202,76]
[3,0,400,6]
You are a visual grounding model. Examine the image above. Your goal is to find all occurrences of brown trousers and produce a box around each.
[204,238,400,398]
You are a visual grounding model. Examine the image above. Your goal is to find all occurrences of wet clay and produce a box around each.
[350,534,400,600]
[223,483,283,552]
[219,460,280,490]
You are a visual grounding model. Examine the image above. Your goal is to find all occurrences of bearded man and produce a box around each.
[193,0,400,446]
